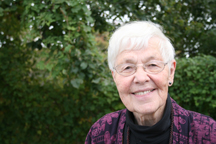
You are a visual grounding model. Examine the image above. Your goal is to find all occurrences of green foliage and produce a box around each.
[0,0,216,143]
[0,0,124,143]
[169,55,216,119]
[88,0,216,57]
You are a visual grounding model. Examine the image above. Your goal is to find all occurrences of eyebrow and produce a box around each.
[123,56,160,63]
[124,59,136,63]
[117,55,162,66]
[144,56,160,62]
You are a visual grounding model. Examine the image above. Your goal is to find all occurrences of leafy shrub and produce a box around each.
[169,55,216,119]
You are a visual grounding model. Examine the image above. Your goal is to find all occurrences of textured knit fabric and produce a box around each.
[85,98,216,144]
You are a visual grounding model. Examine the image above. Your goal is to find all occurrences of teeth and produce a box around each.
[135,90,152,95]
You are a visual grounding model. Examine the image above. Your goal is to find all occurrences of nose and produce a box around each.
[133,65,150,84]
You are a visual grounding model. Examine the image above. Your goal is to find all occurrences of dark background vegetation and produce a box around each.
[0,0,216,143]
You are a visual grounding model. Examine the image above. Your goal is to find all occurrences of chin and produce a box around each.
[136,108,157,115]
[132,102,162,115]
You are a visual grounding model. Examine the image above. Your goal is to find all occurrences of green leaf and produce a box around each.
[70,78,83,89]
[36,61,45,70]
[80,62,88,69]
[37,130,42,135]
[64,45,71,53]
[71,5,82,13]
[92,78,100,84]
[0,7,4,17]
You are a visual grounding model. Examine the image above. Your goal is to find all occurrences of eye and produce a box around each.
[148,63,158,67]
[116,63,135,74]
[120,64,135,72]
[124,65,132,70]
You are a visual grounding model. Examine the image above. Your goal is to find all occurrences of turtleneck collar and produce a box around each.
[123,94,172,144]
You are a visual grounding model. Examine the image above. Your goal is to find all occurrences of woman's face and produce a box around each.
[112,38,176,117]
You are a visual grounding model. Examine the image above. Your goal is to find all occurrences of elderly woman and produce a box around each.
[85,21,216,144]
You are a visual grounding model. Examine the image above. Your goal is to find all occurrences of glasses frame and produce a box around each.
[113,60,168,77]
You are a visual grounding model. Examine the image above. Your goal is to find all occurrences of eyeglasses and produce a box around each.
[113,60,168,76]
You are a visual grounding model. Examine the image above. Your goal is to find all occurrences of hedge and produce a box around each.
[1,53,216,143]
[169,55,216,119]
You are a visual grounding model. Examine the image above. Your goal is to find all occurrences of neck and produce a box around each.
[133,105,165,126]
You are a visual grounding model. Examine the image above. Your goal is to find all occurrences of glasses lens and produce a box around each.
[145,61,165,74]
[116,63,136,76]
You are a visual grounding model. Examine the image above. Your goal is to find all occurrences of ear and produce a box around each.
[168,59,176,84]
[111,70,116,83]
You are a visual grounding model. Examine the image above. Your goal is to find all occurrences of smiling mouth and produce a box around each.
[133,89,155,95]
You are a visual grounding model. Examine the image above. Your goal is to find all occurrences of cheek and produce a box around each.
[114,75,131,91]
[115,78,131,94]
[114,76,132,104]
[153,72,169,95]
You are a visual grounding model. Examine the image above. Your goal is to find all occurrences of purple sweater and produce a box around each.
[85,98,216,144]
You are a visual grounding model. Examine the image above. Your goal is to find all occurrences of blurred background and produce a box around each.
[0,0,216,143]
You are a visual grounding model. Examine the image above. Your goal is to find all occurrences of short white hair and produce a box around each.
[108,21,175,71]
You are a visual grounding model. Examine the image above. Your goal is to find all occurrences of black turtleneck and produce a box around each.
[123,95,172,144]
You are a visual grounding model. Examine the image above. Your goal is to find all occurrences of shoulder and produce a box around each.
[171,98,216,143]
[85,109,126,144]
[187,110,216,143]
[171,97,216,126]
